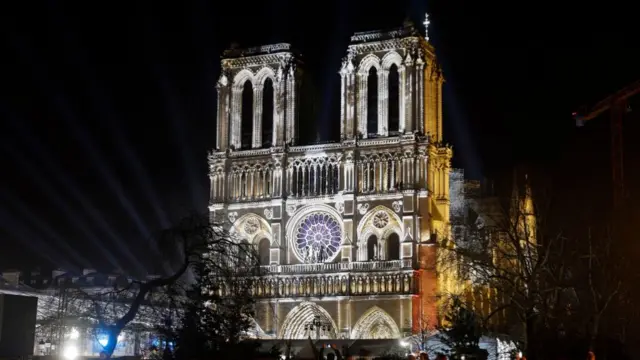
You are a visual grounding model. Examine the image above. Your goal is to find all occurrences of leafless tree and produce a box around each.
[570,227,628,352]
[439,177,573,356]
[38,213,261,358]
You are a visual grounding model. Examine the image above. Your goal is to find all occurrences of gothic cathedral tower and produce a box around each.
[209,20,455,341]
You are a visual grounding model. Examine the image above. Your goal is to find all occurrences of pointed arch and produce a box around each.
[230,213,272,245]
[255,66,276,86]
[351,306,401,339]
[357,205,403,240]
[357,54,381,75]
[233,69,255,88]
[279,302,338,339]
[357,205,403,261]
[381,51,403,70]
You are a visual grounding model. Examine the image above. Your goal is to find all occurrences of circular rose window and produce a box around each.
[294,213,342,263]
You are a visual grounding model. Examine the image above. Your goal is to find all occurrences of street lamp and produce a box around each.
[304,315,333,339]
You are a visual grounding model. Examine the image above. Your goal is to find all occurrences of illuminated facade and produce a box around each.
[208,23,455,340]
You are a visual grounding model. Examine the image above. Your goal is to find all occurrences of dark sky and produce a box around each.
[0,0,638,272]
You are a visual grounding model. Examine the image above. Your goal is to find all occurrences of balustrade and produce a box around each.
[242,271,414,298]
[260,259,411,274]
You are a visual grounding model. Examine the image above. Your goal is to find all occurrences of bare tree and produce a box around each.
[440,176,572,357]
[39,214,261,358]
[570,227,627,353]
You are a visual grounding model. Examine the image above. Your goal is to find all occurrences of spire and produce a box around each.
[423,13,431,41]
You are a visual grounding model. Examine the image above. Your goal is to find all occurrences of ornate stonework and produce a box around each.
[209,22,455,341]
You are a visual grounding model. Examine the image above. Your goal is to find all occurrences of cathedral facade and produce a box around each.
[208,23,455,340]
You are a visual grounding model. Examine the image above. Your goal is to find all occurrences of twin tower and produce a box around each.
[214,23,444,151]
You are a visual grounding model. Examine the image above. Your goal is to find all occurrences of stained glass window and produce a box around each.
[295,213,342,263]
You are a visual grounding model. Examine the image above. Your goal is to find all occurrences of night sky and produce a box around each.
[0,0,638,272]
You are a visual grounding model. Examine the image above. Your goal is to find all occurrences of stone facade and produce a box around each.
[209,23,455,340]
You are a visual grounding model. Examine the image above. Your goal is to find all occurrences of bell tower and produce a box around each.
[215,43,302,151]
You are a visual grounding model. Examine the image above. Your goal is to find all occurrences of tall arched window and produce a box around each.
[241,80,253,149]
[388,64,400,134]
[258,238,270,265]
[367,235,378,261]
[386,233,400,260]
[367,67,378,135]
[262,78,274,147]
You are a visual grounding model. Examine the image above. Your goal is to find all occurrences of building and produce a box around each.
[208,21,458,341]
[1,268,170,357]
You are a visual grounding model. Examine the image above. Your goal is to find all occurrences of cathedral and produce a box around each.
[208,21,458,341]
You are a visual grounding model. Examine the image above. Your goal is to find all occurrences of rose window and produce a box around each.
[243,217,260,235]
[295,213,342,263]
[372,211,389,229]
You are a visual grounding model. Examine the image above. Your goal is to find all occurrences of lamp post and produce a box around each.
[304,315,333,340]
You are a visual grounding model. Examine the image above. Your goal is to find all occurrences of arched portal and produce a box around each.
[279,302,338,339]
[350,306,402,339]
[357,206,403,261]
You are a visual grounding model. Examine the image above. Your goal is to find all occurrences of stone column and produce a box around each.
[231,88,242,149]
[398,65,406,133]
[285,64,297,145]
[357,73,368,138]
[274,71,286,146]
[415,57,425,134]
[403,56,414,133]
[252,85,263,148]
[437,72,444,142]
[216,75,230,151]
[378,69,388,136]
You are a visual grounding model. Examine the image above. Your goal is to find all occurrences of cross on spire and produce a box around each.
[423,13,431,41]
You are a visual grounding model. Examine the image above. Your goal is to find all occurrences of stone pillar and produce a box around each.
[415,57,425,135]
[378,69,388,136]
[285,64,297,145]
[403,56,414,132]
[231,88,242,149]
[357,73,368,138]
[437,72,444,142]
[216,74,230,151]
[274,71,286,146]
[252,85,263,148]
[398,65,406,133]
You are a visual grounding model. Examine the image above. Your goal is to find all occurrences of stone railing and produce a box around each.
[260,259,412,274]
[249,271,415,298]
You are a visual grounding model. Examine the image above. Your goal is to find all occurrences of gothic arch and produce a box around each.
[230,213,273,245]
[233,69,255,88]
[357,54,381,75]
[381,51,403,70]
[279,302,338,339]
[350,306,401,339]
[357,206,403,261]
[255,66,276,85]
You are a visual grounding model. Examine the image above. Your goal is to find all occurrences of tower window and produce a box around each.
[241,80,253,149]
[388,64,400,134]
[262,78,274,147]
[367,67,378,136]
[386,233,400,260]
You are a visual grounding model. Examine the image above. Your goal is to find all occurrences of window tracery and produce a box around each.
[294,213,342,263]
